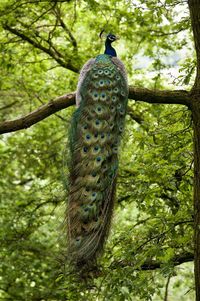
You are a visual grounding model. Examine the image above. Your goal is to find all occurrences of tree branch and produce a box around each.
[129,86,191,107]
[127,106,144,124]
[0,100,19,111]
[54,6,77,50]
[164,275,171,301]
[3,24,79,73]
[0,93,75,134]
[111,252,194,270]
[0,87,190,135]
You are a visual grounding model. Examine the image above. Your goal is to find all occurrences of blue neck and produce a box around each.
[104,40,117,57]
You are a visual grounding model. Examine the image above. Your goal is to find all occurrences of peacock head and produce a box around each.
[106,33,118,43]
[99,30,119,43]
[99,30,118,57]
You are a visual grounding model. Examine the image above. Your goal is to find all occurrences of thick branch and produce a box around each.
[0,87,190,134]
[3,24,79,73]
[129,86,190,106]
[0,93,75,134]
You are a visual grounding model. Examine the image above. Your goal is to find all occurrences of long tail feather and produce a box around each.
[67,54,128,270]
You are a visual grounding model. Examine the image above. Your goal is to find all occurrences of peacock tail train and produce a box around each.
[67,49,128,270]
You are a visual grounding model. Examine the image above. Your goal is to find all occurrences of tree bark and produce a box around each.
[129,86,190,106]
[193,99,200,301]
[188,0,200,300]
[188,0,200,90]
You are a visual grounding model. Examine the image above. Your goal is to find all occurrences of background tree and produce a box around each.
[0,0,198,300]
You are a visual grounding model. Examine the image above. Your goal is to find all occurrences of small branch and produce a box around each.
[0,0,72,17]
[148,26,188,37]
[0,87,190,135]
[0,100,19,111]
[164,275,171,301]
[127,106,144,124]
[111,252,194,270]
[54,6,77,50]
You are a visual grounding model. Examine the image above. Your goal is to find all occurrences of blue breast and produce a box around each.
[105,47,117,57]
[104,41,117,57]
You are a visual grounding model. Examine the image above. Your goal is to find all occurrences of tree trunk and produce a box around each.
[188,1,200,300]
[188,0,200,89]
[193,98,200,301]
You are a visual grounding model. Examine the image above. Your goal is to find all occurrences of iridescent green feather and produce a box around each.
[67,54,128,269]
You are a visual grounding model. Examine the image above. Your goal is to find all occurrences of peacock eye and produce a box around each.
[101,134,105,139]
[95,120,100,125]
[108,36,115,41]
[83,146,88,153]
[112,96,117,102]
[86,134,91,140]
[94,146,99,151]
[96,156,102,162]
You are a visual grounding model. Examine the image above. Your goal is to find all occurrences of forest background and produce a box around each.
[0,0,198,300]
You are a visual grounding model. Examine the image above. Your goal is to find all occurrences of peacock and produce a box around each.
[67,32,128,271]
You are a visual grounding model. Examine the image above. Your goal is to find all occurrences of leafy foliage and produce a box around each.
[0,0,195,300]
